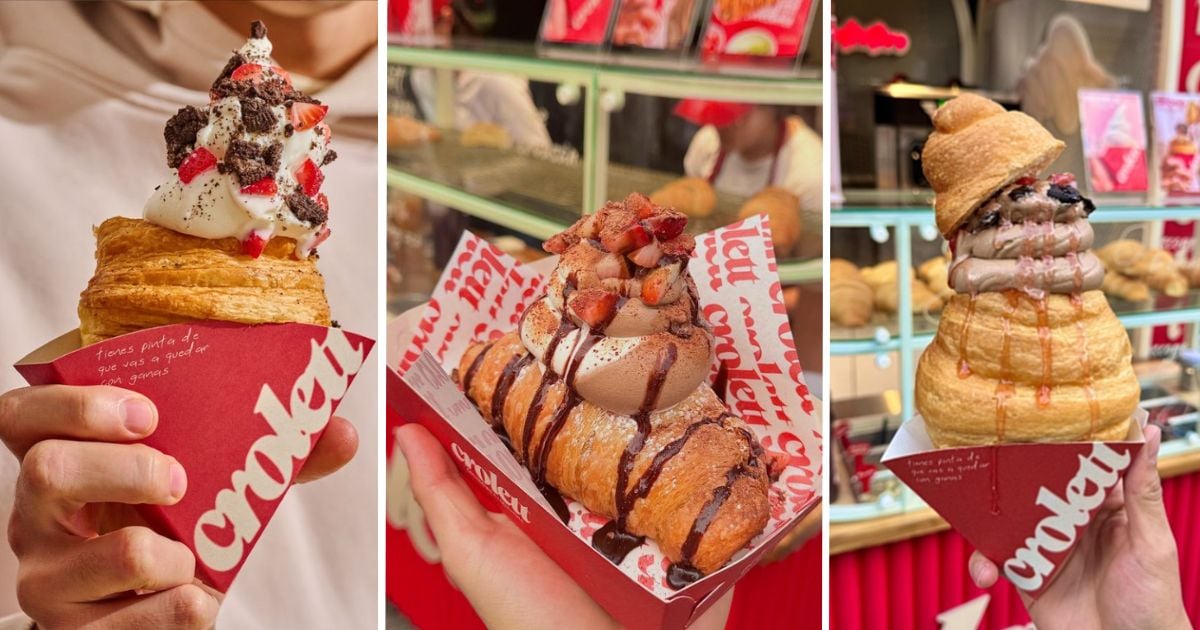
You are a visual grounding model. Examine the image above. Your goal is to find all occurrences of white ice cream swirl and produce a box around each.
[144,20,336,259]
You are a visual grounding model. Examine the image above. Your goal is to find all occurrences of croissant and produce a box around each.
[1179,261,1200,288]
[78,217,330,345]
[829,259,873,326]
[1097,240,1188,297]
[874,279,944,314]
[918,255,956,300]
[1102,272,1150,302]
[650,177,717,218]
[737,187,801,256]
[454,194,771,586]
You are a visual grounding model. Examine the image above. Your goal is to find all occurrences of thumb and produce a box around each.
[1123,423,1169,547]
[395,424,492,541]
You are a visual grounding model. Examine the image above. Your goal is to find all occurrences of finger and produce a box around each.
[690,588,734,630]
[0,386,157,457]
[73,584,219,630]
[968,551,998,589]
[1124,424,1169,548]
[19,527,195,606]
[296,417,358,484]
[395,424,491,539]
[17,442,184,534]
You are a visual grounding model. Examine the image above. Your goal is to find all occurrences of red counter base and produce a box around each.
[386,526,823,630]
[831,468,1200,629]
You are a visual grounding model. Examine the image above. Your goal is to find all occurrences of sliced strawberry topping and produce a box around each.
[640,263,677,304]
[240,177,278,196]
[600,221,652,253]
[1014,176,1037,186]
[659,233,695,256]
[295,158,324,196]
[231,63,264,82]
[1049,172,1076,187]
[625,192,655,219]
[316,192,330,212]
[242,233,267,258]
[290,102,328,132]
[177,147,216,184]
[629,241,663,268]
[644,211,686,240]
[569,288,620,329]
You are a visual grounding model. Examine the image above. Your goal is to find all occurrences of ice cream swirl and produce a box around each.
[143,20,337,259]
[948,176,1103,298]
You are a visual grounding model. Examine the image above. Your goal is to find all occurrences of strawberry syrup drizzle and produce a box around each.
[958,294,977,378]
[1071,293,1101,438]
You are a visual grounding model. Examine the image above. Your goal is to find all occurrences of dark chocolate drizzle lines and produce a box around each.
[491,353,534,424]
[460,341,495,395]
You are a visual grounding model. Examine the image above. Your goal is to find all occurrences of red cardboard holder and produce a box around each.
[385,218,823,630]
[882,410,1147,598]
[15,322,375,592]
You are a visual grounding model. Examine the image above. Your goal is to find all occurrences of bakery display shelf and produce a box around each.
[832,200,1200,227]
[387,41,822,105]
[387,131,822,283]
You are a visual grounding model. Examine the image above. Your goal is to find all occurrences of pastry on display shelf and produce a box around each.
[915,94,1138,448]
[1101,271,1151,302]
[650,177,717,218]
[81,21,334,345]
[1178,260,1200,288]
[1097,239,1188,298]
[736,186,801,256]
[918,255,955,300]
[860,260,944,315]
[453,194,775,586]
[387,114,440,148]
[829,258,873,327]
[460,121,513,150]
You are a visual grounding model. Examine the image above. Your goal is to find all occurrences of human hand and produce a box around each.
[0,384,358,628]
[395,423,734,630]
[968,424,1190,630]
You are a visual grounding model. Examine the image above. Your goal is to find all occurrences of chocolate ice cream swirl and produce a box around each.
[520,198,713,417]
[948,178,1103,297]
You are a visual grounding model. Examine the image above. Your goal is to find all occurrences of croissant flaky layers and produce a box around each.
[917,291,1139,447]
[78,217,330,345]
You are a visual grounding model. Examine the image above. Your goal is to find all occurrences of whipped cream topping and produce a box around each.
[948,176,1102,298]
[144,20,337,259]
[520,194,714,416]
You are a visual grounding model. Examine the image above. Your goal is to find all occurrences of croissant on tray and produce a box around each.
[453,194,774,587]
[79,218,330,345]
[1097,240,1188,298]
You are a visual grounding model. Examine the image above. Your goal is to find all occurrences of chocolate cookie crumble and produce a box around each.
[164,105,208,168]
[286,192,328,225]
[224,139,283,185]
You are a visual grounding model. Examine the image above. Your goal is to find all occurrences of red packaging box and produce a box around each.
[882,410,1147,598]
[386,217,821,630]
[15,322,374,592]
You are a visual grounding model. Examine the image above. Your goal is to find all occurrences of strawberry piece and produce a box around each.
[1049,172,1076,187]
[659,233,695,256]
[764,450,789,481]
[644,211,687,240]
[640,264,677,304]
[625,192,655,219]
[316,192,330,212]
[1014,175,1037,186]
[177,147,216,184]
[295,158,324,196]
[242,233,267,258]
[569,288,620,329]
[600,221,652,253]
[231,63,264,82]
[271,65,292,86]
[240,177,278,196]
[290,102,328,132]
[629,241,663,268]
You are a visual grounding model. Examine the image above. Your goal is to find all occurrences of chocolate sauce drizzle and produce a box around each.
[492,353,534,424]
[461,341,495,395]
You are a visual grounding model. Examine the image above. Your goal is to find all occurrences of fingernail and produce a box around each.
[169,463,187,500]
[120,398,155,435]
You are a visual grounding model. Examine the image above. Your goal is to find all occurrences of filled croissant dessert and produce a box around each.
[79,21,335,345]
[453,193,774,588]
[916,94,1139,448]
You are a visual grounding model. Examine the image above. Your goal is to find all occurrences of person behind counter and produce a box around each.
[677,99,822,211]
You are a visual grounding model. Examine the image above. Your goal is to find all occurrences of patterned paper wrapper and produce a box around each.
[15,322,375,592]
[387,216,821,626]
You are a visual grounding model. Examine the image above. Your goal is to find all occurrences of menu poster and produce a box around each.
[1151,92,1200,205]
[699,0,817,61]
[611,0,702,52]
[388,0,450,37]
[1077,89,1149,196]
[540,0,618,48]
